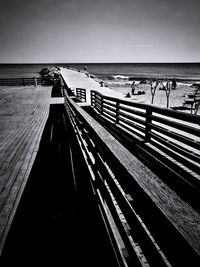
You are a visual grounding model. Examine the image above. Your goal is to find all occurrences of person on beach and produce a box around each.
[125,92,131,98]
[99,81,104,87]
[131,81,137,94]
[172,77,177,89]
[33,77,37,87]
[84,66,90,77]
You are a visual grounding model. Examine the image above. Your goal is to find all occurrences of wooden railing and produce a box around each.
[63,88,200,266]
[0,77,61,86]
[91,90,200,183]
[60,77,86,102]
[183,87,200,114]
[76,88,86,102]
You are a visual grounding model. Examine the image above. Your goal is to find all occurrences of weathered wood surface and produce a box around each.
[0,85,52,253]
[50,97,65,104]
[60,68,124,104]
[91,90,200,186]
[65,91,200,256]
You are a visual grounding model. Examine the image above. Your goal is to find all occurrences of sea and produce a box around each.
[0,63,200,84]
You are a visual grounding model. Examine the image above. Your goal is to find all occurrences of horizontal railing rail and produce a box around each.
[0,77,60,86]
[91,90,200,183]
[63,88,200,266]
[76,88,86,102]
[60,77,86,102]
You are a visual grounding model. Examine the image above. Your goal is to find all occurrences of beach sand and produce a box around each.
[60,67,199,114]
[107,82,195,110]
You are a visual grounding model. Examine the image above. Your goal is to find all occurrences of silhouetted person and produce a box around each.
[99,81,104,87]
[131,81,137,94]
[125,92,131,98]
[172,77,177,89]
[33,77,37,87]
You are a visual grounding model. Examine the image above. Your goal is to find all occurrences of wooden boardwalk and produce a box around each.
[61,68,126,103]
[0,90,118,266]
[0,72,200,265]
[0,85,52,253]
[60,70,200,264]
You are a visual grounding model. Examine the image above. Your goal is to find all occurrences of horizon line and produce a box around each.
[0,62,200,64]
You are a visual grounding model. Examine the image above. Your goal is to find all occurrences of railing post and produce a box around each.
[84,89,86,102]
[91,90,95,106]
[101,96,104,115]
[91,91,93,106]
[145,107,152,142]
[33,77,37,87]
[116,100,120,124]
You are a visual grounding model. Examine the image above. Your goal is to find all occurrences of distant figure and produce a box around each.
[125,92,131,98]
[172,77,177,89]
[131,81,136,94]
[33,77,37,87]
[99,81,104,87]
[84,66,90,77]
[86,72,90,78]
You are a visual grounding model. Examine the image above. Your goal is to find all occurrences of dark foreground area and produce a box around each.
[0,103,118,266]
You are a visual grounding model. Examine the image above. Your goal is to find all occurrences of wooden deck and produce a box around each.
[60,68,126,104]
[60,70,200,264]
[65,89,200,256]
[0,89,118,266]
[0,73,200,265]
[0,85,52,253]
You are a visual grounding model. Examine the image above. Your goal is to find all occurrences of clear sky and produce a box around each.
[0,0,200,63]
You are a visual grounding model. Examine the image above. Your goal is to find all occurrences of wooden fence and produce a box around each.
[91,90,200,185]
[182,87,200,114]
[75,88,87,102]
[0,77,61,86]
[61,84,86,102]
[63,88,200,266]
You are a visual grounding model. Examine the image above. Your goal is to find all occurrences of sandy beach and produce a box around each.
[61,66,199,114]
[106,81,197,111]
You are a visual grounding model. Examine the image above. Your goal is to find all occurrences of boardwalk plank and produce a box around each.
[0,85,52,253]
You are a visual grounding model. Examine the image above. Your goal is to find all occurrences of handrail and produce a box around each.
[91,90,200,181]
[0,77,60,86]
[63,88,200,266]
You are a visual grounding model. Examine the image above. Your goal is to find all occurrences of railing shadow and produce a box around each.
[0,103,118,266]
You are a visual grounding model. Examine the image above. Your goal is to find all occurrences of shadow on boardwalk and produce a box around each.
[0,102,118,266]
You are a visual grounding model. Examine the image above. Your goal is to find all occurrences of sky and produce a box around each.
[0,0,200,63]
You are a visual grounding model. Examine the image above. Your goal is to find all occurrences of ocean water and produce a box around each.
[0,63,200,82]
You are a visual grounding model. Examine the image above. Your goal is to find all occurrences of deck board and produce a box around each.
[0,85,52,253]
